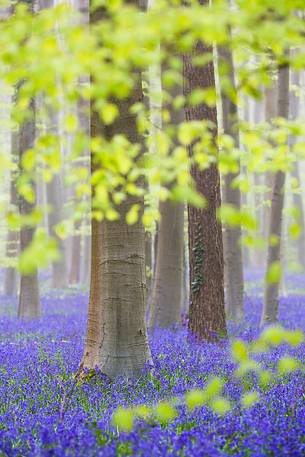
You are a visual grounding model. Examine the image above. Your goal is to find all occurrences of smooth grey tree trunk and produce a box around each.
[149,60,185,329]
[262,82,277,243]
[218,45,244,320]
[68,220,81,284]
[4,130,19,296]
[240,96,250,269]
[82,0,152,378]
[81,223,91,285]
[290,71,305,270]
[46,112,67,289]
[149,200,184,328]
[18,99,40,319]
[261,55,290,326]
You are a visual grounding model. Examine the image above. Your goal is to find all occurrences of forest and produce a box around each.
[0,0,305,455]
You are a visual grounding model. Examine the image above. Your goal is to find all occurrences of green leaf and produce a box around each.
[126,204,140,225]
[241,391,259,408]
[100,103,119,125]
[155,401,177,423]
[64,113,78,132]
[112,407,134,432]
[260,326,285,346]
[204,377,224,399]
[231,339,248,362]
[211,397,231,415]
[288,222,301,240]
[277,356,299,375]
[266,261,282,284]
[185,389,206,410]
[134,405,151,419]
[19,230,60,274]
[283,329,304,347]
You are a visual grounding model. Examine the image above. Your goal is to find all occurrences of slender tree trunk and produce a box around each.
[261,55,290,326]
[81,222,91,285]
[262,83,277,243]
[68,220,81,284]
[145,231,152,298]
[82,0,152,378]
[149,60,185,329]
[18,99,40,319]
[46,112,67,289]
[290,71,305,270]
[240,96,250,269]
[218,45,244,320]
[4,130,19,296]
[181,224,189,314]
[183,0,226,341]
[149,201,184,328]
[291,163,305,270]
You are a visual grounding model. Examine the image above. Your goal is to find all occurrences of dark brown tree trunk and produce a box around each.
[82,0,151,378]
[218,44,244,320]
[18,99,40,319]
[183,0,226,341]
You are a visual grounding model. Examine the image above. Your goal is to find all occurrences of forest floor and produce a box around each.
[0,273,304,456]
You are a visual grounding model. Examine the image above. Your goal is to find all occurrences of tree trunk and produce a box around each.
[149,58,185,329]
[262,82,277,243]
[290,71,305,270]
[240,96,250,269]
[82,0,152,378]
[68,220,81,285]
[291,163,305,270]
[218,45,244,320]
[261,56,290,327]
[149,201,184,328]
[145,231,152,299]
[46,112,67,289]
[183,0,226,341]
[18,99,40,319]
[4,130,19,296]
[81,223,91,285]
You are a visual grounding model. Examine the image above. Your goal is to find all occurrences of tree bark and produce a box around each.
[149,59,185,329]
[261,55,290,327]
[82,0,152,378]
[262,82,277,243]
[149,200,184,328]
[218,44,244,320]
[68,220,81,285]
[183,0,226,341]
[81,222,91,285]
[290,71,305,270]
[4,130,19,296]
[145,231,152,299]
[18,99,40,319]
[46,112,67,289]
